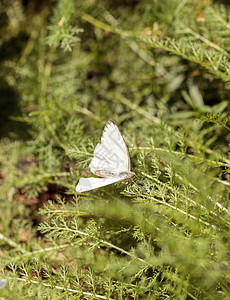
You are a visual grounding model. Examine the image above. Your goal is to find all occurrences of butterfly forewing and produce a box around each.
[89,120,130,176]
[102,121,130,169]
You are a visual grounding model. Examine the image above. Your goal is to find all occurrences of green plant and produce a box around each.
[0,0,229,298]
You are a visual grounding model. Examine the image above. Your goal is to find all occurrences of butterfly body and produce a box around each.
[95,170,135,178]
[76,120,134,193]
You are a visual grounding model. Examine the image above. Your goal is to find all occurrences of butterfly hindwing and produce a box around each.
[76,177,123,193]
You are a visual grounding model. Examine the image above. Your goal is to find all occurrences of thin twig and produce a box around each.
[134,146,230,168]
[148,197,213,228]
[0,234,29,254]
[185,27,229,57]
[51,227,146,264]
[81,12,136,37]
[0,277,112,300]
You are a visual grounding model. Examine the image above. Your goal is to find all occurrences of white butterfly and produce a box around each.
[76,120,135,193]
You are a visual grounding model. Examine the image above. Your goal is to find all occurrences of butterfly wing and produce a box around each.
[76,177,124,193]
[89,120,130,176]
[76,120,132,193]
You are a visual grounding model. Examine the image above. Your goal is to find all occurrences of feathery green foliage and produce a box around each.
[0,0,230,299]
